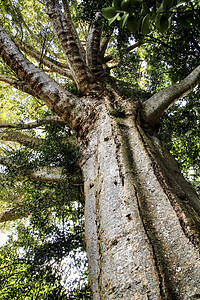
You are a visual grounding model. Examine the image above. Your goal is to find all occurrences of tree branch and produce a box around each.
[0,156,11,166]
[142,65,200,127]
[0,116,66,129]
[0,75,40,98]
[62,0,86,60]
[99,31,113,58]
[86,12,105,79]
[0,156,81,183]
[0,130,44,149]
[44,0,99,94]
[0,205,29,223]
[104,41,142,63]
[17,41,69,69]
[16,42,73,79]
[27,166,82,184]
[0,166,82,223]
[0,25,92,131]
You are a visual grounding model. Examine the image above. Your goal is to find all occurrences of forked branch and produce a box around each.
[45,0,98,93]
[0,25,86,129]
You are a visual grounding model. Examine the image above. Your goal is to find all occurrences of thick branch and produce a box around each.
[0,166,82,223]
[0,156,81,183]
[0,130,44,149]
[142,65,200,126]
[45,0,99,94]
[62,0,86,60]
[99,32,113,58]
[86,12,105,79]
[0,25,92,131]
[27,166,82,184]
[16,42,73,79]
[0,75,40,98]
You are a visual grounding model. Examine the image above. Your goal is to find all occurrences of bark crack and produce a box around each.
[136,115,200,250]
[95,135,104,300]
[133,186,165,300]
[118,105,182,299]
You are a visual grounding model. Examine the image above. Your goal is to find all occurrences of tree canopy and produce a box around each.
[0,0,200,298]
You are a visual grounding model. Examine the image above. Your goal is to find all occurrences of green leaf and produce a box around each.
[186,12,194,25]
[127,14,138,32]
[155,13,162,28]
[102,7,118,19]
[121,0,132,12]
[140,3,150,16]
[120,13,129,28]
[156,3,165,14]
[178,14,192,28]
[176,1,187,8]
[159,13,171,32]
[149,12,156,21]
[114,0,123,10]
[108,13,120,25]
[141,13,150,34]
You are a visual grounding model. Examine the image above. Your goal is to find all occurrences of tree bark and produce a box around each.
[143,65,200,127]
[82,96,200,299]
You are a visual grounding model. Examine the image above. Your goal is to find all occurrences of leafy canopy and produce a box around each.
[102,0,200,34]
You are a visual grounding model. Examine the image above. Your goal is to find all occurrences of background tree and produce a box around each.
[0,121,90,298]
[0,0,200,298]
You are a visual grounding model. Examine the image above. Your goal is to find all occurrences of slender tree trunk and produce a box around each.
[82,96,200,299]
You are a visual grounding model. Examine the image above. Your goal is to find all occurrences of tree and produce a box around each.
[0,0,200,298]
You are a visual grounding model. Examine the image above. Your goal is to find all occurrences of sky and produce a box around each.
[0,231,8,246]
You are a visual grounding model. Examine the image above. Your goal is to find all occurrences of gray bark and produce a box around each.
[0,75,40,98]
[86,13,105,79]
[16,41,73,79]
[44,0,100,93]
[143,65,200,127]
[82,98,200,299]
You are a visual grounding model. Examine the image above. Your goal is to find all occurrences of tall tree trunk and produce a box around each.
[82,96,200,299]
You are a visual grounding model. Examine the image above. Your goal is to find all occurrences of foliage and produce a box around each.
[159,90,200,193]
[0,124,90,298]
[102,0,200,34]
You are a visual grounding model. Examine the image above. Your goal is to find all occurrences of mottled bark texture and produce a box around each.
[1,2,200,298]
[83,97,200,299]
[44,0,101,94]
